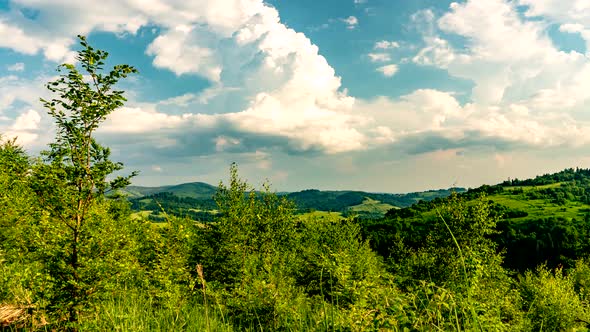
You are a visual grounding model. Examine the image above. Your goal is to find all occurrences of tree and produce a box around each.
[29,35,138,325]
[0,136,38,305]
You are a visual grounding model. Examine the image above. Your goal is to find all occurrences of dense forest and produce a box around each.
[5,36,590,331]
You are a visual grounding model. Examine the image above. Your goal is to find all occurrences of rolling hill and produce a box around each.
[119,182,218,199]
[121,181,465,219]
[362,167,590,272]
[285,188,464,213]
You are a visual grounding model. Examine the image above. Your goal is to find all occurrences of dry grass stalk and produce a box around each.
[197,264,211,332]
[0,303,29,327]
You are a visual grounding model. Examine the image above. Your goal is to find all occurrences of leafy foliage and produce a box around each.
[519,265,588,331]
[4,35,142,328]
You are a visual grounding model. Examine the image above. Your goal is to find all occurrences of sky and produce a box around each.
[1,0,590,193]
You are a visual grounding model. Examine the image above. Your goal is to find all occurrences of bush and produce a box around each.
[519,265,588,331]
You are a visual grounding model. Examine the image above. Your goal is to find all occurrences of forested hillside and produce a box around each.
[362,167,590,272]
[285,187,463,212]
[5,37,590,331]
[119,182,218,199]
[125,182,463,221]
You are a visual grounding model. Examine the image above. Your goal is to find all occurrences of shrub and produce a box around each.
[519,265,588,331]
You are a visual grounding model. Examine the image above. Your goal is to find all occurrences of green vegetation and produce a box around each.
[366,168,590,273]
[118,182,219,199]
[122,182,461,220]
[5,36,590,331]
[345,197,398,219]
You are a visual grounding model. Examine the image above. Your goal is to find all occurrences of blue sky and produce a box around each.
[2,0,590,192]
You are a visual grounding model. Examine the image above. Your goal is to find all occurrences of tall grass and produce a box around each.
[82,291,232,332]
[437,208,482,331]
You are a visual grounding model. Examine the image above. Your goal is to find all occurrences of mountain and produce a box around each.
[120,182,218,199]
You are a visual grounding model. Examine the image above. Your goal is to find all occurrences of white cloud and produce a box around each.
[7,62,25,72]
[215,136,241,152]
[374,40,399,49]
[102,107,200,134]
[412,0,590,109]
[0,0,147,62]
[4,109,41,145]
[158,85,240,107]
[367,52,391,62]
[359,89,462,136]
[560,23,585,34]
[341,16,358,29]
[146,27,222,81]
[358,88,590,152]
[0,20,76,62]
[99,77,590,164]
[518,0,590,52]
[413,37,460,67]
[376,64,398,77]
[6,0,590,164]
[0,75,52,147]
[0,74,51,116]
[11,109,41,131]
[0,0,366,155]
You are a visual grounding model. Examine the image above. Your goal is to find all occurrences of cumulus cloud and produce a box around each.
[519,0,590,53]
[0,0,368,155]
[11,109,40,131]
[5,0,590,168]
[376,64,398,77]
[146,27,222,81]
[410,0,590,116]
[0,74,54,148]
[0,0,149,62]
[4,109,41,145]
[355,87,590,156]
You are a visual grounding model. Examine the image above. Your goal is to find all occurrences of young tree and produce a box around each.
[0,136,37,305]
[30,35,138,325]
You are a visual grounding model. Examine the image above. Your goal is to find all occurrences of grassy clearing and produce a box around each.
[346,197,397,217]
[504,182,564,191]
[188,208,219,214]
[131,210,154,220]
[489,191,588,221]
[297,210,343,221]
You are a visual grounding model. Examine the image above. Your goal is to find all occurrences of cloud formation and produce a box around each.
[376,64,398,77]
[374,40,399,49]
[2,0,590,169]
[341,16,359,29]
[368,53,391,62]
[0,0,369,155]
